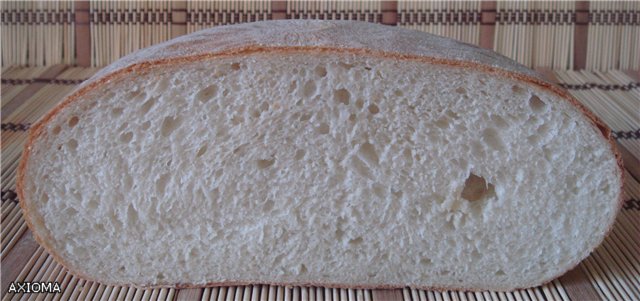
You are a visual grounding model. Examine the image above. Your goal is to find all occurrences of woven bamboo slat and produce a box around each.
[586,1,640,71]
[0,1,74,67]
[397,1,480,46]
[494,1,575,69]
[186,1,271,33]
[1,1,639,69]
[1,67,52,109]
[90,1,172,67]
[286,1,381,23]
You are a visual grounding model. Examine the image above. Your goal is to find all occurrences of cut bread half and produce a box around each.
[18,20,623,291]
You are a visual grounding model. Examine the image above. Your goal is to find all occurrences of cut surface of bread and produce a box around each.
[18,21,622,291]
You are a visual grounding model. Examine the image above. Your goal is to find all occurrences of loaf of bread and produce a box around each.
[18,20,622,291]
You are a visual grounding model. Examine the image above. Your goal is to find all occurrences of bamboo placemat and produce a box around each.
[2,1,639,70]
[397,1,480,46]
[1,67,639,300]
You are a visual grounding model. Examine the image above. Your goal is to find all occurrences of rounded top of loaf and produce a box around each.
[91,20,540,82]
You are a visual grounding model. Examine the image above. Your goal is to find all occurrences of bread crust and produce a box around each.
[17,20,624,292]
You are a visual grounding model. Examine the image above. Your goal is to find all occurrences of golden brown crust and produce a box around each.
[17,45,624,292]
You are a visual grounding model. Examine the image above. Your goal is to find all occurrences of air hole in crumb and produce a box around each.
[232,144,246,155]
[140,98,156,115]
[302,80,316,98]
[67,139,78,151]
[41,193,50,204]
[119,266,126,272]
[527,135,540,145]
[94,223,105,232]
[334,88,350,105]
[196,145,208,157]
[482,128,505,151]
[348,237,364,245]
[455,87,466,94]
[461,173,496,202]
[491,115,509,128]
[358,142,379,165]
[216,127,227,138]
[445,110,459,120]
[189,247,199,258]
[355,98,364,109]
[157,273,165,280]
[368,104,380,114]
[394,90,403,97]
[231,115,244,125]
[372,184,385,198]
[420,257,433,266]
[495,270,506,276]
[470,249,481,260]
[118,122,128,132]
[123,174,133,190]
[141,121,151,130]
[272,254,285,266]
[288,80,297,93]
[339,62,355,70]
[529,95,547,113]
[160,116,182,137]
[403,148,413,163]
[316,123,330,134]
[52,125,61,135]
[294,149,305,160]
[126,204,138,225]
[257,158,276,169]
[230,62,241,70]
[132,91,147,102]
[119,131,133,143]
[537,123,551,136]
[512,85,525,94]
[156,173,170,195]
[435,117,450,129]
[299,113,312,122]
[263,199,275,211]
[351,156,373,179]
[348,114,357,122]
[315,66,327,77]
[111,108,124,117]
[299,264,308,274]
[259,101,269,113]
[68,116,79,127]
[155,78,170,91]
[525,115,538,126]
[196,85,218,103]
